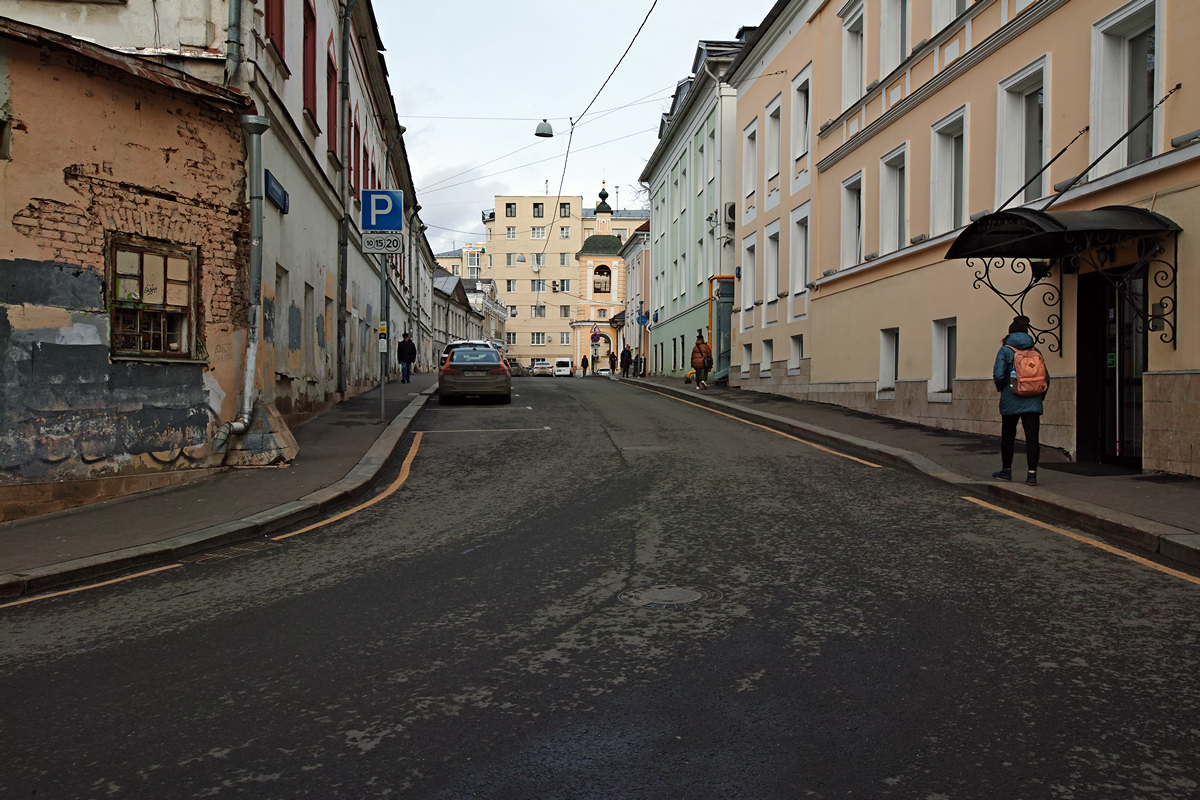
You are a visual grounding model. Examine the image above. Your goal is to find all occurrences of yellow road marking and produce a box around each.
[0,564,184,609]
[272,432,424,541]
[632,385,881,468]
[963,496,1200,587]
[419,427,552,434]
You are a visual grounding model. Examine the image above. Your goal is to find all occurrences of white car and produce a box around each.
[596,368,612,376]
[531,361,554,377]
[554,358,573,377]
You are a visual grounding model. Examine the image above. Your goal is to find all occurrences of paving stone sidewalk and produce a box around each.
[0,373,437,583]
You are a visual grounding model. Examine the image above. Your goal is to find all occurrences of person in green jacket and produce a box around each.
[992,315,1049,486]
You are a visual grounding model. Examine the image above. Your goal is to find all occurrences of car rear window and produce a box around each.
[450,349,501,364]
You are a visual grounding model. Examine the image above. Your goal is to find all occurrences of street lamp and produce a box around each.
[534,119,554,138]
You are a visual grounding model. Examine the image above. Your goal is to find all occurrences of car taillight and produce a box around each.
[441,367,462,376]
[489,365,509,376]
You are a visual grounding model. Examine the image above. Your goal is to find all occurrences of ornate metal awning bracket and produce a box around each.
[969,256,1062,354]
[1061,229,1178,349]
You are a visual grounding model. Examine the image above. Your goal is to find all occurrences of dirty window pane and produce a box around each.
[117,250,140,275]
[166,283,189,307]
[117,277,141,301]
[142,254,165,304]
[167,257,189,281]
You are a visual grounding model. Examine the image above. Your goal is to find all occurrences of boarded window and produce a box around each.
[110,242,196,358]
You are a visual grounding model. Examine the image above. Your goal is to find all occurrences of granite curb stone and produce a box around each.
[3,385,437,600]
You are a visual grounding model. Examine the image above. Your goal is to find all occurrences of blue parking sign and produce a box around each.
[361,190,404,231]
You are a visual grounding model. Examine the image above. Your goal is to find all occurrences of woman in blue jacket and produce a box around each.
[993,316,1049,486]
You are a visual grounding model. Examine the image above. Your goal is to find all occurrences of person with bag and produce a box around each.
[690,332,713,390]
[992,315,1049,486]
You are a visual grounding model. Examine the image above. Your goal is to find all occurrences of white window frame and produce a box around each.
[932,0,969,34]
[560,331,571,345]
[842,2,866,110]
[879,327,899,396]
[840,171,864,269]
[931,105,968,235]
[881,0,910,77]
[506,226,516,240]
[532,253,546,268]
[764,219,781,302]
[790,201,811,297]
[743,119,758,199]
[765,94,783,179]
[506,253,518,267]
[1090,0,1161,178]
[531,304,546,318]
[508,305,518,317]
[559,253,571,267]
[789,334,805,368]
[531,279,545,292]
[531,226,546,240]
[506,332,517,345]
[930,317,957,400]
[742,342,753,375]
[560,226,571,239]
[560,279,570,293]
[761,339,774,375]
[996,56,1049,207]
[706,127,716,182]
[505,280,517,292]
[879,143,908,256]
[791,66,813,161]
[741,234,757,317]
[531,332,546,345]
[466,251,479,267]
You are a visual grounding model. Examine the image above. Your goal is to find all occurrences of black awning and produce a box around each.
[945,205,1180,260]
[610,311,626,327]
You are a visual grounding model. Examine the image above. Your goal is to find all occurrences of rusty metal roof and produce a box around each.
[0,16,252,110]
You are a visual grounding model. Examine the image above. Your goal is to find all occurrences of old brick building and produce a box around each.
[0,20,253,518]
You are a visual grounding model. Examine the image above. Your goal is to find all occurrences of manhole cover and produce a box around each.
[618,584,722,610]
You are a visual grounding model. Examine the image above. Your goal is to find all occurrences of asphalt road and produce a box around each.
[3,376,1200,799]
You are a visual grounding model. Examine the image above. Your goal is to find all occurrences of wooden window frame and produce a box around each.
[108,236,198,360]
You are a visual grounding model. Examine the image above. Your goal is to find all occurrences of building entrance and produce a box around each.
[1076,269,1147,467]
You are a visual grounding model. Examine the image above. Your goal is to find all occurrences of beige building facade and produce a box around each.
[726,0,1200,476]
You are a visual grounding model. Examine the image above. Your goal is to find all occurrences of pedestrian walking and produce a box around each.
[690,331,713,390]
[579,355,589,377]
[992,315,1050,486]
[608,351,617,374]
[620,345,632,378]
[398,332,417,384]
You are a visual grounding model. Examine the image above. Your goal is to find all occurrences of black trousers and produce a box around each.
[1001,413,1041,471]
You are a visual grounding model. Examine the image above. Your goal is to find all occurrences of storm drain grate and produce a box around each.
[180,540,282,564]
[618,584,722,611]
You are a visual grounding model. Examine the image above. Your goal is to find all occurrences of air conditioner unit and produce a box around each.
[551,281,559,292]
[724,202,736,230]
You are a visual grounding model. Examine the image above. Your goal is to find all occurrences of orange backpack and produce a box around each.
[1006,345,1048,397]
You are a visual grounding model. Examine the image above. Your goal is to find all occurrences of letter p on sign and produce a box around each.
[361,190,404,231]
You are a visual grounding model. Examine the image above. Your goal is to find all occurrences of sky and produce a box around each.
[373,0,778,254]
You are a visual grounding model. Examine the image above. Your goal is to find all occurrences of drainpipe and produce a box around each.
[214,114,271,452]
[224,0,242,88]
[337,0,360,395]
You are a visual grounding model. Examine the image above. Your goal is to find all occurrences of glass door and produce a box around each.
[1100,274,1147,466]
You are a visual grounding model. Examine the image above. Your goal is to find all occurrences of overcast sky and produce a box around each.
[374,0,777,254]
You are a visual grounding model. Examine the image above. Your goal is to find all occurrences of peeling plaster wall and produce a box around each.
[0,38,247,486]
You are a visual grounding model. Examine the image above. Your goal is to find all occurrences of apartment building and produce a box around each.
[726,0,1199,476]
[621,222,653,371]
[6,0,436,428]
[641,38,743,379]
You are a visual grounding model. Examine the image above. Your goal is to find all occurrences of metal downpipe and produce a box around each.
[337,0,359,395]
[214,114,271,452]
[224,0,242,88]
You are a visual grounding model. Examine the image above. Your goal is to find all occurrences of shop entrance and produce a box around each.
[1076,269,1147,467]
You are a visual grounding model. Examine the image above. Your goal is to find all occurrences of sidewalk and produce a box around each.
[628,376,1200,569]
[0,373,437,597]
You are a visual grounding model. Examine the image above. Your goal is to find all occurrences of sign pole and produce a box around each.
[361,189,405,425]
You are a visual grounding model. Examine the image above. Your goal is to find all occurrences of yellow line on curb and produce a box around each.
[272,432,424,541]
[963,496,1200,587]
[0,564,184,610]
[632,385,881,468]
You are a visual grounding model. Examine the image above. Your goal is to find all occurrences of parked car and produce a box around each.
[554,358,573,377]
[596,368,612,376]
[441,339,500,368]
[531,360,554,377]
[507,359,528,377]
[439,345,511,404]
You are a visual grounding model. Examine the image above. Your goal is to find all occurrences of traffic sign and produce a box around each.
[363,232,403,254]
[637,314,648,326]
[590,333,601,343]
[361,190,405,231]
[591,324,599,333]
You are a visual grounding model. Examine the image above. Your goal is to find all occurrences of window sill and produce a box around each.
[265,39,289,77]
[753,300,764,306]
[766,299,777,306]
[876,387,896,400]
[302,108,322,136]
[927,390,953,403]
[327,149,343,170]
[112,354,205,365]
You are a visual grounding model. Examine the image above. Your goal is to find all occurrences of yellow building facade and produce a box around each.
[727,0,1200,476]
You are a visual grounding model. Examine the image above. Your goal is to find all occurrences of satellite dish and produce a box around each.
[531,263,540,273]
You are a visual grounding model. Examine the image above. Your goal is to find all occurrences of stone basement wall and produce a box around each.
[1143,372,1200,478]
[731,360,1076,455]
[0,43,249,517]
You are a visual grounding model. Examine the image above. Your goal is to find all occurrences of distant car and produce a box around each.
[554,358,573,377]
[507,359,528,377]
[439,345,511,404]
[531,361,554,377]
[597,368,612,376]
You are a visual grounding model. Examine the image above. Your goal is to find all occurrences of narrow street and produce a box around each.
[2,379,1199,799]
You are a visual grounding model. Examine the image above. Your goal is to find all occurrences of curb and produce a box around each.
[0,385,437,600]
[626,378,1200,570]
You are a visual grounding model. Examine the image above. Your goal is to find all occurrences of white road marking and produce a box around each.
[418,427,553,434]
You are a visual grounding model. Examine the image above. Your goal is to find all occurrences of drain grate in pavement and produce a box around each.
[180,540,282,564]
[618,584,722,610]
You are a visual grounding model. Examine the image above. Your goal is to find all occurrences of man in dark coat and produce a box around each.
[620,345,632,378]
[580,355,589,377]
[398,332,417,384]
